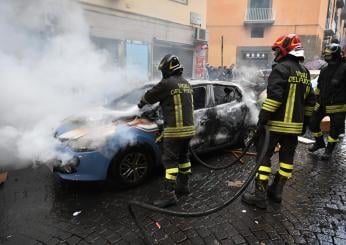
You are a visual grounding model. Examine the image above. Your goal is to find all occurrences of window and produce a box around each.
[213,85,241,106]
[193,87,206,110]
[251,27,264,38]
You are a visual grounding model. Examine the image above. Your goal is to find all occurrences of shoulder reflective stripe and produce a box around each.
[327,136,339,143]
[279,162,293,170]
[258,166,272,173]
[284,83,296,123]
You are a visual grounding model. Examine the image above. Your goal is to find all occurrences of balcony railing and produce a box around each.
[244,8,275,24]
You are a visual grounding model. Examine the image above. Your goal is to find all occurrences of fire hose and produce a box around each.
[128,126,270,245]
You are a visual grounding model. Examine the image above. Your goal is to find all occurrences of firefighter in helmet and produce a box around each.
[242,34,316,209]
[138,54,195,208]
[308,43,346,160]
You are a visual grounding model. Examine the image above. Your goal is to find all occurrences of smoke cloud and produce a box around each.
[0,0,144,170]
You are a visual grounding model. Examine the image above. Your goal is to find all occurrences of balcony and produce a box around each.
[244,8,275,25]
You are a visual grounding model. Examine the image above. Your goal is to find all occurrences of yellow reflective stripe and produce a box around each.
[314,87,320,95]
[179,169,191,174]
[258,174,270,180]
[284,84,296,122]
[280,162,293,170]
[312,131,323,137]
[279,169,292,178]
[314,103,320,111]
[179,162,191,168]
[164,126,195,133]
[268,120,303,128]
[262,98,282,112]
[165,174,177,180]
[164,126,196,138]
[258,166,272,173]
[166,168,179,180]
[174,94,183,127]
[304,106,313,116]
[327,136,339,143]
[325,104,346,113]
[166,168,179,174]
[268,126,302,134]
[164,132,195,138]
[304,86,310,100]
[264,98,282,106]
[262,105,276,112]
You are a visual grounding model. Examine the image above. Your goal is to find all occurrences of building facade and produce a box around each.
[207,0,346,68]
[79,0,207,80]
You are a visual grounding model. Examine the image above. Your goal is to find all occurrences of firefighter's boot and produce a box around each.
[321,142,336,160]
[267,173,288,203]
[175,173,190,196]
[308,136,325,152]
[241,179,268,209]
[153,180,178,208]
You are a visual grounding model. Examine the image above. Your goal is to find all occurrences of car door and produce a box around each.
[189,85,214,150]
[210,84,248,146]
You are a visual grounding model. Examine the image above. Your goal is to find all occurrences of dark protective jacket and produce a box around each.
[315,61,346,114]
[261,56,316,135]
[141,75,195,138]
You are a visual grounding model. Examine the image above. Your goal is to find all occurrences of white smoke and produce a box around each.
[0,0,144,170]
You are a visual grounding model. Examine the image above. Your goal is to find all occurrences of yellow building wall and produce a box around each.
[80,0,207,28]
[207,0,328,66]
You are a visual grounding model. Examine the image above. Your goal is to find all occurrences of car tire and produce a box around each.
[108,145,154,187]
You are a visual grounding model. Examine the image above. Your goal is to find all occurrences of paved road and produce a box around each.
[0,140,346,244]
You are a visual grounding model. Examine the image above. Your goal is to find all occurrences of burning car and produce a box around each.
[53,81,257,187]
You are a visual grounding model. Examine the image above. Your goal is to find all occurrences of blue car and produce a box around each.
[53,81,256,187]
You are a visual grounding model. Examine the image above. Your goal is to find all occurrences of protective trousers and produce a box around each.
[256,132,298,180]
[162,138,192,182]
[309,107,345,144]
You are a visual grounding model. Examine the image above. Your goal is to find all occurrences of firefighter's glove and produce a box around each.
[137,100,146,109]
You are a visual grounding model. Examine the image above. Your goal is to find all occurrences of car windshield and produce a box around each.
[106,84,153,110]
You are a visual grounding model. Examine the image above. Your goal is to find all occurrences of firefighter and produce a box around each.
[138,54,195,208]
[308,43,346,160]
[242,34,316,209]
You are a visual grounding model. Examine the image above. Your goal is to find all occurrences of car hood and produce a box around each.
[55,106,140,140]
[55,105,160,143]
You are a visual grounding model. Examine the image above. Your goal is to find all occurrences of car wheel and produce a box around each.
[108,145,153,187]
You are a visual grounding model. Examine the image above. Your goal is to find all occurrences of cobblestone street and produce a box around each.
[1,140,346,245]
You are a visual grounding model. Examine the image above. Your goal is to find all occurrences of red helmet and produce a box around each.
[272,34,303,61]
